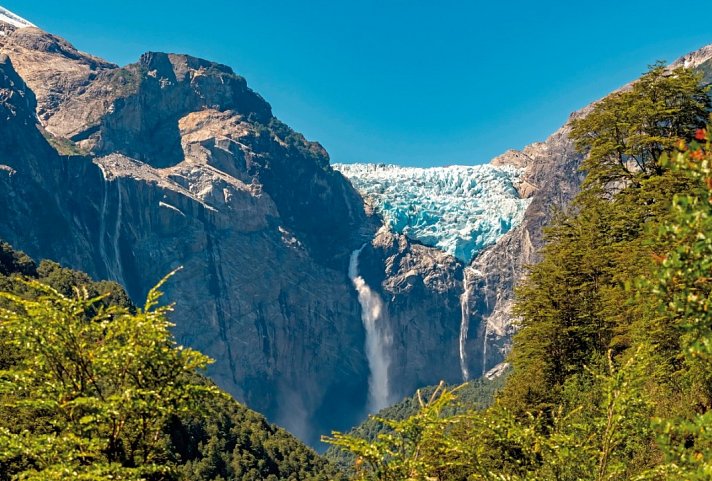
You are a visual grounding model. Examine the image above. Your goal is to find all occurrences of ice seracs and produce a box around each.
[335,163,531,263]
[0,6,35,29]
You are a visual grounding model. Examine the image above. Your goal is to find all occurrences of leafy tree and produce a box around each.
[323,382,461,481]
[502,63,709,414]
[326,67,712,481]
[324,376,507,472]
[0,242,341,481]
[0,273,217,480]
[325,351,654,481]
[638,130,712,480]
[571,63,710,188]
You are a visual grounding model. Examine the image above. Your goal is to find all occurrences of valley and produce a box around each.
[2,3,712,480]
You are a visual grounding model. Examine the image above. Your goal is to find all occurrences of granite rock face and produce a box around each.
[0,22,378,444]
[471,51,712,370]
[479,123,585,369]
[359,229,467,397]
[3,9,711,446]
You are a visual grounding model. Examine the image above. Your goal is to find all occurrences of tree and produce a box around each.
[571,63,710,189]
[0,272,217,480]
[325,350,654,481]
[502,63,710,414]
[639,130,712,480]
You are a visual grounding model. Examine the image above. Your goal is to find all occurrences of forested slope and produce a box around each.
[0,241,343,481]
[325,63,712,481]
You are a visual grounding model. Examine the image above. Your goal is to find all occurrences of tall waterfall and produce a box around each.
[459,267,475,381]
[97,167,125,287]
[349,245,392,412]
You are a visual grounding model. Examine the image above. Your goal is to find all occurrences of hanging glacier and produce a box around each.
[334,163,531,263]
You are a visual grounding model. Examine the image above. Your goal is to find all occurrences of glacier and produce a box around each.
[334,163,531,263]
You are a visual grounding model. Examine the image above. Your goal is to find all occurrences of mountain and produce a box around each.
[2,4,710,447]
[337,122,586,383]
[0,13,376,444]
[0,240,343,481]
[0,7,495,445]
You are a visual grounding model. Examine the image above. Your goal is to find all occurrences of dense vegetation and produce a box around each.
[0,243,341,481]
[325,375,507,471]
[326,64,712,480]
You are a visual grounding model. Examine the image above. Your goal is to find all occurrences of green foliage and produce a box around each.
[325,352,654,481]
[636,132,712,479]
[326,63,712,480]
[324,376,506,472]
[0,272,217,480]
[323,382,460,481]
[172,385,342,481]
[0,242,341,481]
[570,63,710,188]
[501,62,712,414]
[40,128,88,156]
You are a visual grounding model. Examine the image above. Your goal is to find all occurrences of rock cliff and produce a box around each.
[2,7,711,446]
[0,20,378,444]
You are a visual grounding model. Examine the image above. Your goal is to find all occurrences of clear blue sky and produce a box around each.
[4,1,711,166]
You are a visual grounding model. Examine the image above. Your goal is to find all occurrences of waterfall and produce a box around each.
[459,267,474,382]
[97,167,125,287]
[98,166,113,280]
[112,179,126,287]
[482,321,490,377]
[349,244,392,412]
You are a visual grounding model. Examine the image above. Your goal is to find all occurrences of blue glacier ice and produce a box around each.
[334,163,531,263]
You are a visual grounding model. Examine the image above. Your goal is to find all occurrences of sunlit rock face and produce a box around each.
[0,17,378,446]
[334,163,531,263]
[3,3,710,449]
[0,8,507,447]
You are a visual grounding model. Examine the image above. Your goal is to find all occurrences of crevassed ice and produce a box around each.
[334,163,531,263]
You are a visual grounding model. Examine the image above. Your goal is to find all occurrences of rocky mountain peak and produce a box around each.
[0,53,35,120]
[0,17,116,129]
[671,44,712,70]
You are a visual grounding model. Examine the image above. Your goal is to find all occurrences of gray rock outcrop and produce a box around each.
[3,11,711,446]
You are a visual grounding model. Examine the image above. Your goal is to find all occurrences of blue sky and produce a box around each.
[4,1,711,166]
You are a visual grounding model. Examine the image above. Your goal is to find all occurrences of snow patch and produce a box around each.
[0,6,35,29]
[335,163,531,263]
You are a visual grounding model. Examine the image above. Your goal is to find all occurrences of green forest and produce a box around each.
[3,61,712,480]
[324,64,712,480]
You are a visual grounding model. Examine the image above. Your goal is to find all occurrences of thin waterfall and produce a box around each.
[98,166,113,280]
[112,179,126,287]
[459,267,474,382]
[349,244,391,412]
[97,166,125,286]
[482,322,490,377]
